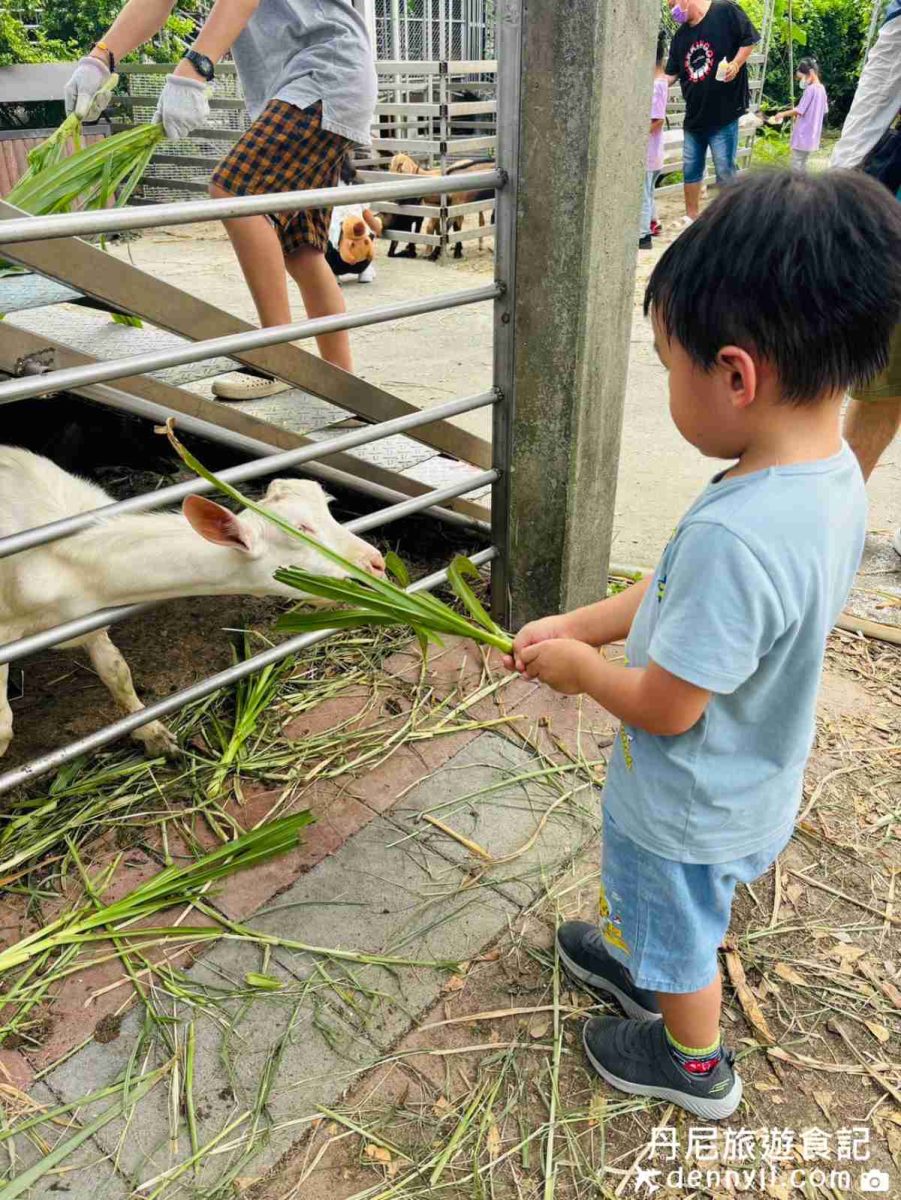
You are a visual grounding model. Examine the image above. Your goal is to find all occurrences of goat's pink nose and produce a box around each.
[369,551,387,576]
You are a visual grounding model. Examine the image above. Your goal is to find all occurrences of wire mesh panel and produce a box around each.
[374,0,490,61]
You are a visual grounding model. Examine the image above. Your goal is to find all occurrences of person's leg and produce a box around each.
[639,170,654,242]
[656,974,722,1051]
[284,243,353,372]
[845,395,901,480]
[210,183,293,327]
[844,323,901,482]
[708,119,739,186]
[790,149,810,172]
[650,170,660,227]
[682,129,707,220]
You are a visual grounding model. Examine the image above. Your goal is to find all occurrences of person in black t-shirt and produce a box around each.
[665,0,759,223]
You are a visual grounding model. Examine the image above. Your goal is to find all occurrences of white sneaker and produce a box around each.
[212,371,292,401]
[680,215,695,228]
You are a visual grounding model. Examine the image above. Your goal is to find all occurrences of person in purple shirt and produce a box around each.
[640,32,671,249]
[775,59,829,171]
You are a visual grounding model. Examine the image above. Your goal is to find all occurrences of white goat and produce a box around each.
[0,446,385,759]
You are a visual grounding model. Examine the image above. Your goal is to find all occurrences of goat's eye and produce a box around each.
[297,522,315,534]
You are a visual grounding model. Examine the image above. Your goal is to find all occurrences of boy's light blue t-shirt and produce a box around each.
[603,443,867,865]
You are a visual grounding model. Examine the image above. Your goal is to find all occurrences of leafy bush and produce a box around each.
[40,0,202,63]
[0,11,67,66]
[0,2,201,66]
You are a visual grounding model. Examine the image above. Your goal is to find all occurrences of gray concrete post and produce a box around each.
[492,0,659,629]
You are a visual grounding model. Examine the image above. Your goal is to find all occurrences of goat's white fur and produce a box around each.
[0,446,383,758]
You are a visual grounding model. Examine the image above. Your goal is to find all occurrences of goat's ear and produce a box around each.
[182,495,255,554]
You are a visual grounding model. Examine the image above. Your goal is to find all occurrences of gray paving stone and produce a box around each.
[43,943,375,1193]
[0,1081,129,1200]
[384,733,602,907]
[244,814,519,1049]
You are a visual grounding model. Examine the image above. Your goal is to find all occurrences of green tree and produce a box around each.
[0,10,67,66]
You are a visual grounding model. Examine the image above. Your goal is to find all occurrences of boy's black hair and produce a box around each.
[797,57,819,75]
[644,169,901,403]
[656,29,668,65]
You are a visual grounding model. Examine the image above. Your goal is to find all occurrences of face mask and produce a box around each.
[799,79,808,89]
[671,4,689,23]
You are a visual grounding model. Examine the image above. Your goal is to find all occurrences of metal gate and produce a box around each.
[0,0,662,795]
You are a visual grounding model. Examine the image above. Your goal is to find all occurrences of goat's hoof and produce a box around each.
[135,722,179,759]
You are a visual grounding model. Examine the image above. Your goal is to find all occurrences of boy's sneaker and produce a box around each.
[583,1016,743,1120]
[650,220,663,236]
[638,234,654,250]
[556,921,661,1021]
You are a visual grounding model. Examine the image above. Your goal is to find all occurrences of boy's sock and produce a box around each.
[664,1028,723,1075]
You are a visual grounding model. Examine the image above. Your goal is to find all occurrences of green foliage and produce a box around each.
[749,0,872,124]
[751,120,793,165]
[0,11,67,66]
[40,0,202,63]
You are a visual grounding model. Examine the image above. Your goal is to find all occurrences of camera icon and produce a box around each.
[860,1169,890,1193]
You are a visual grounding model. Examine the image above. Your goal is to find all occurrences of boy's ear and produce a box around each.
[716,346,757,409]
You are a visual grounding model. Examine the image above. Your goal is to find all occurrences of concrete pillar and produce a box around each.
[492,0,659,628]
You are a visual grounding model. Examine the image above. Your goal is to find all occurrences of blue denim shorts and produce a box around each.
[598,807,788,994]
[682,119,740,185]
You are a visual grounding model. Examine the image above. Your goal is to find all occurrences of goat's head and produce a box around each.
[182,480,385,595]
[389,152,420,175]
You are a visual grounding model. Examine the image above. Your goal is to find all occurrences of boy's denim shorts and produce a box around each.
[598,807,788,994]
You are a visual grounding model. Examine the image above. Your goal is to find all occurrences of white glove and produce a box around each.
[153,75,210,141]
[64,56,112,120]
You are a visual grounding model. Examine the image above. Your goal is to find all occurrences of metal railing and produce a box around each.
[0,162,509,793]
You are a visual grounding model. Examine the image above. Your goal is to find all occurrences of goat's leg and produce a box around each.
[85,632,178,758]
[0,663,12,758]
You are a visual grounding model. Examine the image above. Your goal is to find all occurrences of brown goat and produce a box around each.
[386,153,494,260]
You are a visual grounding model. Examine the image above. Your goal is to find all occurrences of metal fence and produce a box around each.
[0,160,508,795]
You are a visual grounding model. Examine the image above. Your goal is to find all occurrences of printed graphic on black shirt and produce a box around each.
[685,38,715,84]
[666,0,759,133]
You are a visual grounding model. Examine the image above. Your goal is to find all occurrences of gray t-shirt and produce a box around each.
[604,443,867,864]
[231,0,377,145]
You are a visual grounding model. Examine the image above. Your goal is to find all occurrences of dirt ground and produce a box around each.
[248,628,901,1200]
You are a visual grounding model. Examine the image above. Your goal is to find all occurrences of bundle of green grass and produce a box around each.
[6,75,164,218]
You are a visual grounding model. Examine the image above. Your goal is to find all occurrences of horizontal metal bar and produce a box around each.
[0,170,503,245]
[74,383,491,533]
[452,224,495,243]
[0,470,496,666]
[0,546,498,792]
[119,62,239,75]
[370,136,496,155]
[141,178,213,194]
[374,100,496,118]
[0,389,497,559]
[113,94,246,110]
[380,228,441,246]
[150,154,224,170]
[374,199,494,219]
[0,284,500,404]
[373,61,496,76]
[375,102,441,116]
[113,121,239,142]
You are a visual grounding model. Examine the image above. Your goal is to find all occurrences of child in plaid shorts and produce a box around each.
[67,0,377,395]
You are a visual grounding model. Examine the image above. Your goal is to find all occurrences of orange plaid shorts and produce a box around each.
[211,99,349,256]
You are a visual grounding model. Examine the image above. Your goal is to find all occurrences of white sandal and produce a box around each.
[212,372,292,401]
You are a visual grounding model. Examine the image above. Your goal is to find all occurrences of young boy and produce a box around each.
[65,0,376,398]
[774,58,829,172]
[505,170,901,1118]
[639,32,670,250]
